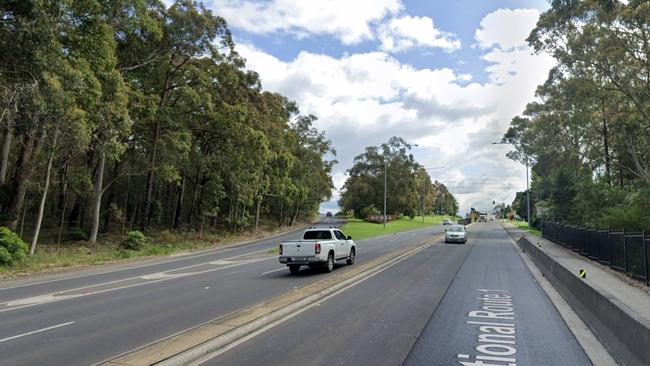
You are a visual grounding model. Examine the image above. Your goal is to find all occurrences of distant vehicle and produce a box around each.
[326,211,333,217]
[478,216,487,222]
[442,219,452,225]
[279,228,356,274]
[445,225,467,244]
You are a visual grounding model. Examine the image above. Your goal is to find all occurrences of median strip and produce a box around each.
[101,234,443,366]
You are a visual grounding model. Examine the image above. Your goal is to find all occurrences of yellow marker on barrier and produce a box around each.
[579,269,586,278]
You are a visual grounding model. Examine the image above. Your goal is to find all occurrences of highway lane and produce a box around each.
[0,222,445,365]
[205,222,592,366]
[0,220,332,302]
[404,222,591,365]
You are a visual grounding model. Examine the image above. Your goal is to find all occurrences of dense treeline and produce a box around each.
[339,137,458,219]
[0,0,335,254]
[504,0,650,230]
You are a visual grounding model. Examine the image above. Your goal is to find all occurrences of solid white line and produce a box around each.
[1,251,274,308]
[0,257,277,314]
[0,235,292,291]
[261,268,286,275]
[188,238,441,365]
[0,321,75,343]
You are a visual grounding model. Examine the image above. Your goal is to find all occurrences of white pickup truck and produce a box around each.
[279,227,356,274]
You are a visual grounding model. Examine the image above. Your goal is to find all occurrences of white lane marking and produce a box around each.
[192,237,441,365]
[5,294,78,307]
[5,294,56,306]
[0,257,277,314]
[0,232,295,291]
[140,273,188,280]
[169,252,193,257]
[1,251,275,307]
[0,321,75,343]
[261,268,286,275]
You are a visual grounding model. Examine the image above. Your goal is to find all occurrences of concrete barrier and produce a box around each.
[518,236,650,366]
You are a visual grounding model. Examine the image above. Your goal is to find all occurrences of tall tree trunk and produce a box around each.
[102,161,120,232]
[30,132,57,255]
[602,102,611,186]
[57,194,67,246]
[199,215,205,240]
[188,176,201,227]
[129,203,137,232]
[173,175,185,230]
[89,151,106,242]
[4,124,41,230]
[19,194,28,238]
[289,205,298,226]
[0,126,12,184]
[57,160,69,245]
[0,89,17,184]
[122,175,131,235]
[254,195,262,231]
[141,121,160,232]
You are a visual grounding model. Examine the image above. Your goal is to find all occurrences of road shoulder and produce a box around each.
[502,225,617,366]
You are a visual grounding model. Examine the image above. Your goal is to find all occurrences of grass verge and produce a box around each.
[340,215,457,240]
[0,222,308,279]
[510,220,542,237]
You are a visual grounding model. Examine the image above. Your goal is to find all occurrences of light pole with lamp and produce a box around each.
[491,142,530,228]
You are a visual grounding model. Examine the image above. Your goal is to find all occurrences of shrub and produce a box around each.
[358,205,380,219]
[120,231,147,251]
[68,227,89,241]
[157,230,177,243]
[0,227,29,266]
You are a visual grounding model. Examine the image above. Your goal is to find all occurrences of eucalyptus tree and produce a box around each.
[340,137,456,219]
[503,0,650,228]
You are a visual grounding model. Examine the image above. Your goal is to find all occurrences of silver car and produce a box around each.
[445,225,467,244]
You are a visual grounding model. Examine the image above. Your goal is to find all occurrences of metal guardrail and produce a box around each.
[542,222,649,286]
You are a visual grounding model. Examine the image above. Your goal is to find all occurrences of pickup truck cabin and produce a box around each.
[279,228,356,274]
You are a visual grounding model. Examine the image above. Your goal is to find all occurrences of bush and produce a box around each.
[358,205,380,219]
[157,230,177,243]
[67,227,89,241]
[0,227,29,266]
[120,231,148,251]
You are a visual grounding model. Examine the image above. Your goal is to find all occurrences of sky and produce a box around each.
[169,0,556,215]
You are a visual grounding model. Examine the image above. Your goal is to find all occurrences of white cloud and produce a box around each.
[236,7,554,215]
[378,15,461,52]
[475,8,540,50]
[211,0,402,44]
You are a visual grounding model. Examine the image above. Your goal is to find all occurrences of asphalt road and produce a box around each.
[205,222,592,366]
[0,218,446,366]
